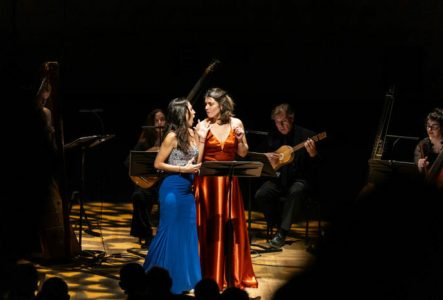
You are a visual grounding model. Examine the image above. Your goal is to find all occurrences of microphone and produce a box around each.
[79,109,104,113]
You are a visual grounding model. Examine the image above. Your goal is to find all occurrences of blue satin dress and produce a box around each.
[143,146,201,294]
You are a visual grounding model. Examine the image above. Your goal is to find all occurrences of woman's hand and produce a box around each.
[233,126,245,142]
[195,119,212,144]
[181,158,202,174]
[417,157,429,172]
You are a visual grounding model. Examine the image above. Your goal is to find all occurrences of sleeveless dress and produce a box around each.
[194,129,258,289]
[143,146,202,294]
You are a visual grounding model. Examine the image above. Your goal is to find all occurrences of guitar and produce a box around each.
[129,147,163,189]
[270,132,327,170]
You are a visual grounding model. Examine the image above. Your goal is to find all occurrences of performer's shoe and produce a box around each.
[140,234,154,249]
[269,230,287,248]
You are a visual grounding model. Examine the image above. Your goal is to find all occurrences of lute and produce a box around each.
[130,175,161,189]
[129,147,162,189]
[270,132,327,170]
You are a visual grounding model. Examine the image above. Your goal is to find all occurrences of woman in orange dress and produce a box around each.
[194,87,258,290]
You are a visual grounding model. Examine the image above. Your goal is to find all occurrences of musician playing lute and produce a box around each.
[255,103,323,249]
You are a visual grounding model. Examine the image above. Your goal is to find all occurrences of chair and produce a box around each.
[265,194,323,245]
[303,195,323,245]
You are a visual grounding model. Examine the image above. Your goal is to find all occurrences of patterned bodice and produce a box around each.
[167,146,198,166]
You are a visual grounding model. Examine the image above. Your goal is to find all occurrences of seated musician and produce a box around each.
[126,108,166,248]
[255,103,322,248]
[414,107,443,187]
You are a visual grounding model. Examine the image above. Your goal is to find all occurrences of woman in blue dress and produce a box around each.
[143,97,202,294]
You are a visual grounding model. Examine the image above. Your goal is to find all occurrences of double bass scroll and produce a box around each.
[188,59,221,105]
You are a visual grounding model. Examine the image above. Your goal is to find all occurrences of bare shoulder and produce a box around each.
[231,117,244,127]
[188,128,195,137]
[195,118,210,130]
[163,132,177,146]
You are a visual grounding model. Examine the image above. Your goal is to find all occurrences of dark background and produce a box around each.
[2,0,442,205]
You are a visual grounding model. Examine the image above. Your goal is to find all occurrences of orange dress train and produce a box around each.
[194,129,258,290]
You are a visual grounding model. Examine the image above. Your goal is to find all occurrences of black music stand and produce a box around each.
[244,152,283,254]
[64,134,115,251]
[199,160,263,288]
[129,151,163,179]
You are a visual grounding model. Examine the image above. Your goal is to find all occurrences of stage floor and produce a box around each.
[31,201,324,300]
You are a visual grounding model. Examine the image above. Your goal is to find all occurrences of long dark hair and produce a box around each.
[139,108,165,148]
[205,87,235,124]
[166,97,191,152]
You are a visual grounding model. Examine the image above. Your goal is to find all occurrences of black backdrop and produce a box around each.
[3,0,443,203]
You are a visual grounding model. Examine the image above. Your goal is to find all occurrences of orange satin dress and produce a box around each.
[194,128,258,290]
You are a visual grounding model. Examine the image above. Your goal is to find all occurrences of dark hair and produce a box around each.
[425,107,443,128]
[194,278,220,300]
[166,97,191,152]
[36,277,69,300]
[205,87,235,124]
[219,286,249,300]
[146,266,172,295]
[140,108,165,148]
[119,263,146,294]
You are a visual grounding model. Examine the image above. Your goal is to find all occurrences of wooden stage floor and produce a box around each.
[30,201,325,300]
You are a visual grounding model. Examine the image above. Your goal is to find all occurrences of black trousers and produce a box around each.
[255,180,309,232]
[130,186,158,239]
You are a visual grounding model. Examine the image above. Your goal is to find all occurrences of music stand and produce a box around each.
[64,134,115,251]
[199,160,263,288]
[64,135,100,150]
[129,151,163,178]
[88,134,115,148]
[244,152,283,254]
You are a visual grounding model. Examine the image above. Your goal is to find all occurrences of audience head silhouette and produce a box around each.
[145,266,172,297]
[219,287,249,300]
[194,278,220,300]
[119,262,146,297]
[35,276,70,300]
